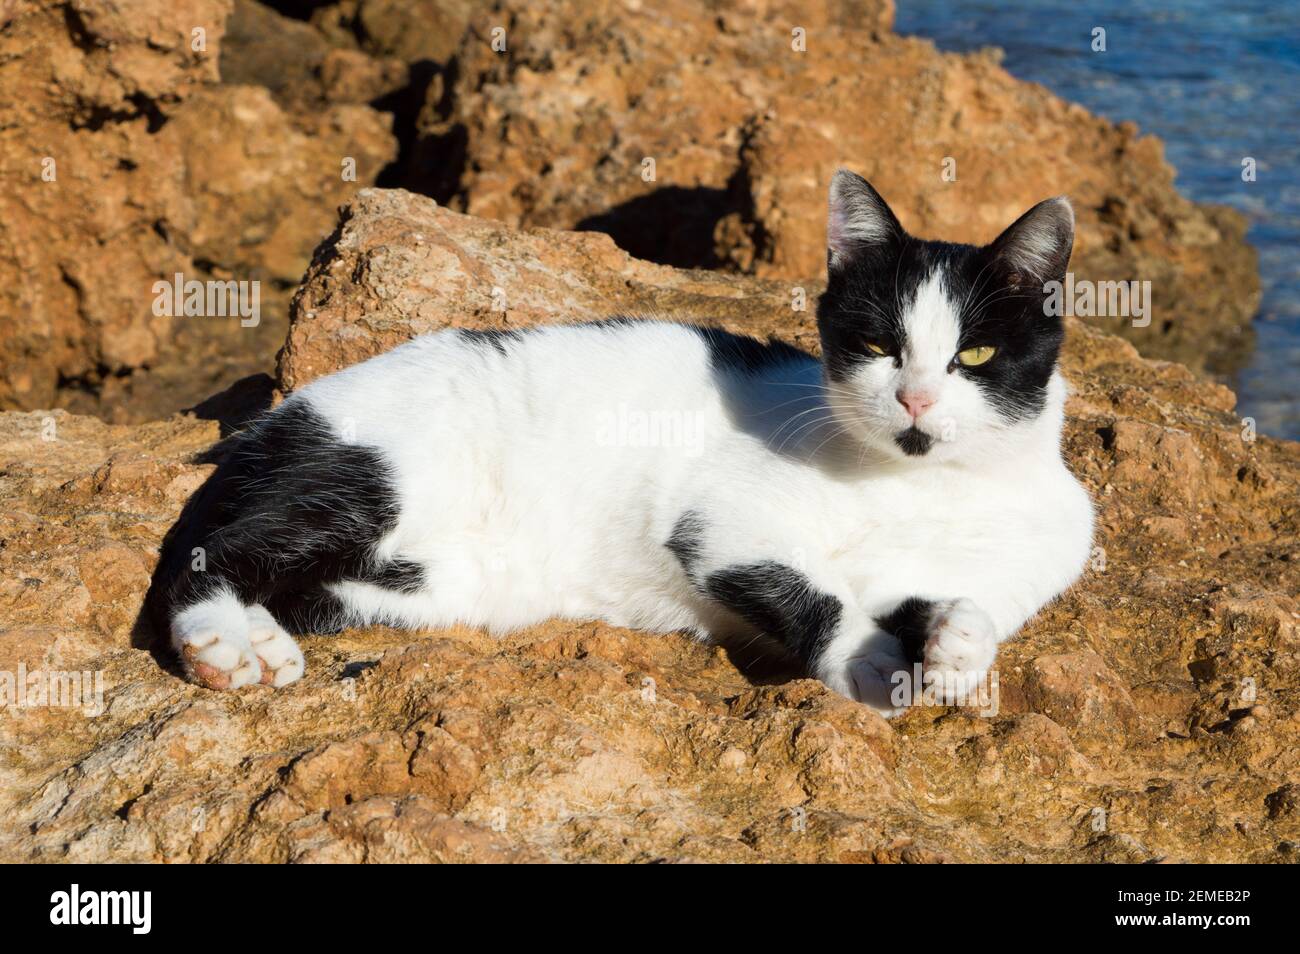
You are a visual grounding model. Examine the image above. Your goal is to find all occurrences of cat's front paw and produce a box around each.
[922,597,998,703]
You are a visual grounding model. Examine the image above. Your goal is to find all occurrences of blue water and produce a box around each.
[896,0,1300,439]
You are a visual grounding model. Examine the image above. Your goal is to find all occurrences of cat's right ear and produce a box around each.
[827,170,904,272]
[986,196,1075,286]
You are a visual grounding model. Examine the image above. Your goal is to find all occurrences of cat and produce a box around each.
[151,170,1094,715]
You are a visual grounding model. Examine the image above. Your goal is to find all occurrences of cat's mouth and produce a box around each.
[894,426,934,456]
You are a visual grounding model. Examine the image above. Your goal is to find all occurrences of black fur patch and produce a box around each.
[819,239,968,382]
[686,325,810,375]
[354,558,426,593]
[876,596,936,664]
[894,426,933,457]
[460,328,524,355]
[149,400,424,635]
[703,562,842,667]
[665,511,707,576]
[574,318,810,377]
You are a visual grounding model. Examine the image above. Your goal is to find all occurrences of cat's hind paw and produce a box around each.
[171,595,262,690]
[922,597,998,703]
[245,605,306,687]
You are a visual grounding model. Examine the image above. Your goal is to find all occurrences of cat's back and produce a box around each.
[295,318,811,445]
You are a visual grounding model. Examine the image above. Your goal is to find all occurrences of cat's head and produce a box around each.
[816,170,1073,463]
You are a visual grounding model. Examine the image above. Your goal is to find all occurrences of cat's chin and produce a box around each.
[842,424,959,467]
[876,425,979,466]
[893,426,933,457]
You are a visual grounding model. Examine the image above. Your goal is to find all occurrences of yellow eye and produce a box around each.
[956,346,996,367]
[864,340,888,356]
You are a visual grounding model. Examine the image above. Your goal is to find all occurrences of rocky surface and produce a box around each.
[436,0,1258,374]
[0,0,397,418]
[2,191,1296,863]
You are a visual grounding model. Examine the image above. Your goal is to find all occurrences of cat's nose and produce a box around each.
[895,389,935,419]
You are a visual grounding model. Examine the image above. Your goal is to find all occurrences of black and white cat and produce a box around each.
[154,171,1093,715]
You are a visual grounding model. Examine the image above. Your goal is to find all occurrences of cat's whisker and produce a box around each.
[963,289,1038,324]
[739,395,825,418]
[771,409,840,455]
[765,380,830,389]
[765,403,831,441]
[773,409,855,456]
[838,300,895,324]
[890,254,904,333]
[806,420,856,461]
[967,289,1037,315]
[956,256,1000,321]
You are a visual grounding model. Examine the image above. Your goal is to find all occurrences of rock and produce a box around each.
[356,0,479,63]
[430,0,1257,374]
[279,190,804,389]
[307,0,479,64]
[220,0,410,109]
[1265,784,1298,821]
[0,0,398,418]
[1016,653,1142,749]
[1,193,1297,862]
[220,0,336,105]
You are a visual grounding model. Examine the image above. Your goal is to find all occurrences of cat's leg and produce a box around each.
[920,598,1000,699]
[666,512,912,715]
[164,515,329,690]
[665,512,1009,713]
[809,609,917,715]
[871,523,1092,706]
[882,483,1094,704]
[156,400,417,690]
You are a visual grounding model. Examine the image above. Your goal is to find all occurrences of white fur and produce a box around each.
[922,597,999,701]
[244,604,306,687]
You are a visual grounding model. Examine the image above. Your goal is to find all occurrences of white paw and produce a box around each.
[922,598,998,703]
[245,605,306,687]
[172,594,261,690]
[819,639,914,718]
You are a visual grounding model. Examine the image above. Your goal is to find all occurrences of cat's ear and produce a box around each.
[827,170,904,271]
[987,196,1074,285]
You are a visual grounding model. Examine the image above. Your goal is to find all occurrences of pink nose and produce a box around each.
[896,389,935,419]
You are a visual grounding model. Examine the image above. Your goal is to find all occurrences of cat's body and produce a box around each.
[155,172,1093,714]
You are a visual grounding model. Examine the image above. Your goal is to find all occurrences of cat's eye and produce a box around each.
[863,340,888,357]
[956,346,997,367]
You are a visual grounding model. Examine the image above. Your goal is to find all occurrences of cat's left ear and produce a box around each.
[827,169,904,271]
[986,196,1075,286]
